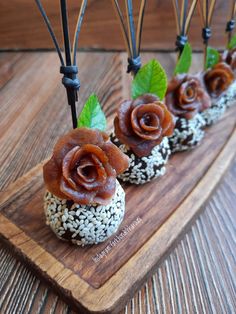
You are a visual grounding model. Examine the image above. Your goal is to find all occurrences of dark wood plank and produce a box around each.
[0,0,230,50]
[0,106,235,312]
[0,51,236,313]
[1,103,236,287]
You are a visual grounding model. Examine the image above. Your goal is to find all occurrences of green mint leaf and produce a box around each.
[174,42,192,75]
[228,34,236,49]
[77,94,106,131]
[131,59,168,100]
[205,47,220,69]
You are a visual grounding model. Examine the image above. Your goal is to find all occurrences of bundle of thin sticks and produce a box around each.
[172,0,198,56]
[225,0,236,45]
[197,0,216,65]
[112,0,146,76]
[35,0,87,128]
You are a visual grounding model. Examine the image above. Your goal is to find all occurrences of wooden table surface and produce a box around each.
[0,51,235,314]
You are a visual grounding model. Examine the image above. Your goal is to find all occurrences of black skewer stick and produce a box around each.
[197,0,216,69]
[60,0,71,66]
[172,0,197,58]
[35,0,87,129]
[35,0,64,66]
[72,1,87,66]
[60,0,77,129]
[126,0,137,59]
[225,0,236,45]
[181,0,188,36]
[112,0,146,77]
[113,0,132,56]
[136,0,147,54]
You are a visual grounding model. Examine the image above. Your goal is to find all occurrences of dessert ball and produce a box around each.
[224,80,236,108]
[43,127,129,245]
[200,99,226,126]
[111,134,171,184]
[165,74,210,152]
[168,114,206,153]
[44,180,125,246]
[202,62,235,125]
[113,94,174,184]
[225,80,236,108]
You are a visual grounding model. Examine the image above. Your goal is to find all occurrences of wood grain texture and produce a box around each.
[0,52,236,313]
[0,104,236,291]
[0,52,123,190]
[0,0,231,50]
[1,128,236,314]
[0,161,236,314]
[1,80,236,313]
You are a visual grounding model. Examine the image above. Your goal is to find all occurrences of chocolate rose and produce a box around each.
[43,128,129,205]
[204,62,234,98]
[114,94,174,157]
[221,48,236,71]
[165,74,211,120]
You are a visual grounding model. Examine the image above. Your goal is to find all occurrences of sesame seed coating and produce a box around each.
[111,134,171,185]
[44,180,125,246]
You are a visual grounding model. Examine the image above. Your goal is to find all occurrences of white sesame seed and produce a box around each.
[63,223,67,230]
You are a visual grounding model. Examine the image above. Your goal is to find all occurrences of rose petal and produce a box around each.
[102,141,129,174]
[114,116,146,148]
[165,92,186,117]
[43,157,68,199]
[178,80,198,108]
[117,100,133,136]
[62,146,81,190]
[132,139,162,157]
[76,158,97,182]
[204,62,234,97]
[132,94,159,107]
[73,156,107,191]
[199,90,211,111]
[139,113,159,131]
[167,75,186,94]
[62,144,111,192]
[53,128,106,166]
[159,103,175,135]
[94,176,116,205]
[60,178,96,205]
[131,103,164,140]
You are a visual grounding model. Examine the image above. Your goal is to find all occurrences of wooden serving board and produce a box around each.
[0,105,236,314]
